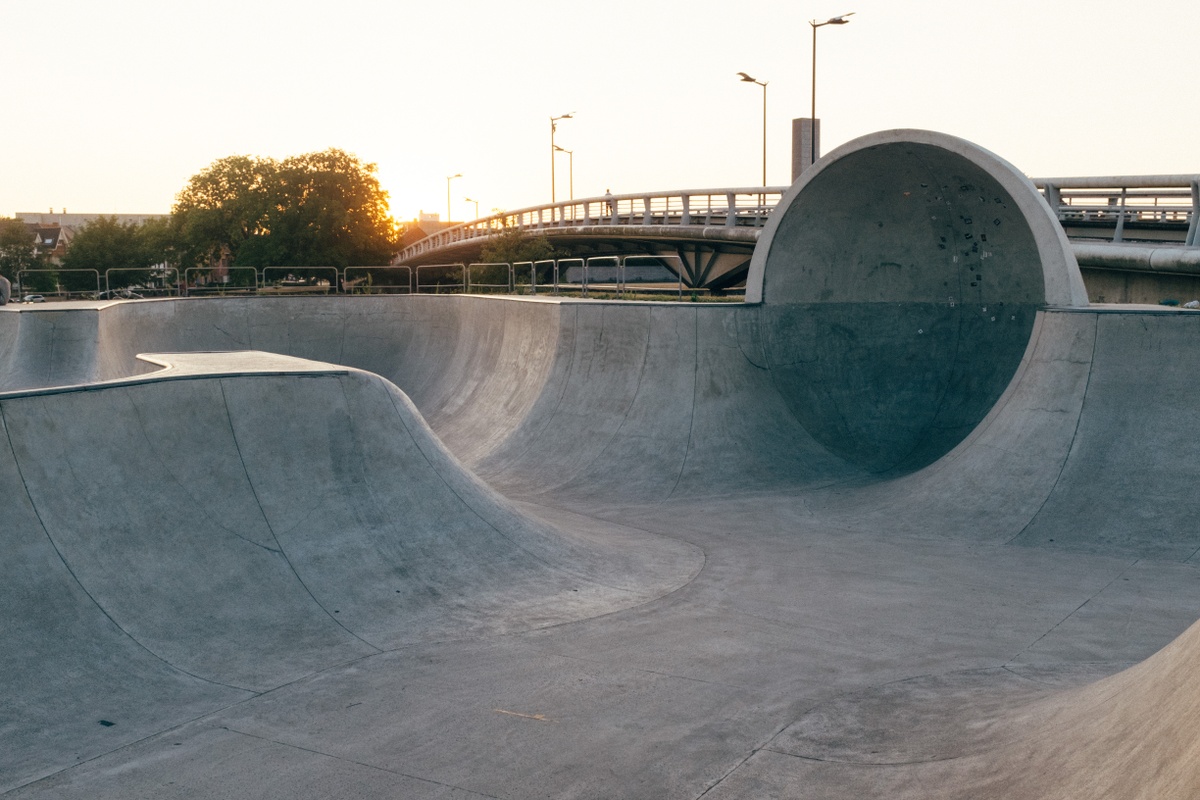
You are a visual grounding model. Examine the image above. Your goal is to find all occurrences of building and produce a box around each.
[14,211,169,264]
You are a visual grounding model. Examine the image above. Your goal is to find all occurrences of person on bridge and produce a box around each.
[604,189,616,223]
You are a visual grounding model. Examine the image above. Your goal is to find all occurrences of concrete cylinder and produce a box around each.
[747,129,1088,473]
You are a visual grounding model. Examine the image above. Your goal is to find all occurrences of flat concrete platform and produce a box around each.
[4,131,1200,798]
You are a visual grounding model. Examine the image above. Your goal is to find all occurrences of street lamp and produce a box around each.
[553,145,574,201]
[810,12,854,169]
[550,112,574,204]
[446,173,462,222]
[464,196,479,219]
[737,72,768,186]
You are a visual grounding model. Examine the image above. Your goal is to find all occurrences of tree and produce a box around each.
[479,227,560,287]
[60,216,173,293]
[480,227,558,265]
[0,217,45,281]
[172,154,274,270]
[172,149,399,273]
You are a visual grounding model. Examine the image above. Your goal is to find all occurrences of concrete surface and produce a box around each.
[3,130,1200,799]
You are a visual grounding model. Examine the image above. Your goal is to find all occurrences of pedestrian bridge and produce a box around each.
[396,175,1200,295]
[399,187,785,291]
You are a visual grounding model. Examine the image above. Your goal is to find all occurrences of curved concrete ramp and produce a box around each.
[726,611,1200,798]
[0,352,699,789]
[3,130,1200,799]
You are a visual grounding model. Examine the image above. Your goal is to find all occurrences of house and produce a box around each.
[15,211,168,265]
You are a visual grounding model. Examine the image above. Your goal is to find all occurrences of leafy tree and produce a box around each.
[138,217,182,270]
[172,154,274,270]
[60,216,171,293]
[173,148,399,273]
[0,217,45,281]
[479,227,560,288]
[480,227,558,265]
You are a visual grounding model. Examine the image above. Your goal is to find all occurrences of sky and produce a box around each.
[3,0,1197,223]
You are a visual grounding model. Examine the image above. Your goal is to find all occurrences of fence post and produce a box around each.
[1113,188,1128,243]
[1187,181,1199,247]
[1042,183,1061,218]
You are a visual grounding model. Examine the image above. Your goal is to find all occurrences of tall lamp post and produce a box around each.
[550,112,574,204]
[737,72,768,186]
[553,145,574,201]
[464,196,479,220]
[446,173,462,222]
[809,12,854,169]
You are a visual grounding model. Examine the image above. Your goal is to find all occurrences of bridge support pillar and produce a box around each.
[792,118,820,181]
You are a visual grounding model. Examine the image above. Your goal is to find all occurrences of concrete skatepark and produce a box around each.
[3,130,1200,798]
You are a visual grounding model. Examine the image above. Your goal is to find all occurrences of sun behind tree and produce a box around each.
[172,148,400,274]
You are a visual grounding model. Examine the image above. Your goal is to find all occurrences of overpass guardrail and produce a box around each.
[1033,175,1200,246]
[398,187,790,263]
[398,177,1200,265]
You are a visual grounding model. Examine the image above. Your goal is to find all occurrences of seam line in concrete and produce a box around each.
[218,377,382,654]
[477,302,577,477]
[126,386,280,554]
[0,696,266,796]
[668,306,700,500]
[693,717,800,799]
[1003,312,1100,546]
[556,304,656,494]
[220,726,503,798]
[373,373,601,584]
[0,398,257,695]
[1004,558,1141,665]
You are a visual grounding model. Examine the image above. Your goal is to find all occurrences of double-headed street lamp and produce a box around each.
[550,112,574,204]
[553,145,574,201]
[737,72,768,186]
[810,12,854,168]
[446,173,462,222]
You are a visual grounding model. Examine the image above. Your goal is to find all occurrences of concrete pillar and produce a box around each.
[792,118,820,182]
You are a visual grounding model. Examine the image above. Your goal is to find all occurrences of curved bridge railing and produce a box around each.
[398,177,1200,265]
[398,187,789,262]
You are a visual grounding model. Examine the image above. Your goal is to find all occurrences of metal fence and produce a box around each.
[415,264,466,294]
[16,269,101,300]
[13,257,738,302]
[15,266,419,299]
[344,266,413,294]
[467,262,514,294]
[260,267,338,294]
[451,254,733,300]
[184,266,260,296]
